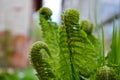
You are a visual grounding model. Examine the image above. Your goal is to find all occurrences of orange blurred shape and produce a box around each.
[9,35,30,68]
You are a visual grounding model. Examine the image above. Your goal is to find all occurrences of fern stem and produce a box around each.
[66,26,76,80]
[59,12,73,80]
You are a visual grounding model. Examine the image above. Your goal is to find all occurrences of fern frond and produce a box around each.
[58,12,72,80]
[39,7,60,77]
[30,41,55,80]
[39,7,59,56]
[30,7,100,80]
[80,20,100,52]
[58,9,98,80]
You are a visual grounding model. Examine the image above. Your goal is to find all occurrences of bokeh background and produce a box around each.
[0,0,120,80]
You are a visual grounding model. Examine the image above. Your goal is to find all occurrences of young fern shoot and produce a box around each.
[59,9,99,80]
[30,7,59,80]
[30,41,55,80]
[30,7,101,80]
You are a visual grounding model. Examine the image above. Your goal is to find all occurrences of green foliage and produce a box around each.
[106,21,120,79]
[80,20,93,34]
[30,7,100,80]
[117,28,120,64]
[39,7,52,20]
[107,22,118,64]
[95,21,120,80]
[30,7,59,80]
[80,20,100,53]
[39,7,59,55]
[94,25,116,80]
[0,66,38,80]
[59,10,99,80]
[108,64,120,80]
[39,7,60,79]
[30,41,55,80]
[95,66,115,80]
[58,12,72,80]
[64,9,79,25]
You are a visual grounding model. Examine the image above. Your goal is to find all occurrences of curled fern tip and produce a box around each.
[39,7,52,20]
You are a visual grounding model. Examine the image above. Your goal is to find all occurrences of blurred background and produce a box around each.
[0,0,120,80]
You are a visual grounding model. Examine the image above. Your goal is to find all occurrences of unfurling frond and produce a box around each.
[58,9,99,80]
[30,41,55,80]
[30,7,100,80]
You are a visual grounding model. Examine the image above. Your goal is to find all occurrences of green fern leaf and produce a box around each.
[30,7,100,80]
[39,7,60,76]
[58,9,98,80]
[58,12,73,80]
[80,20,100,52]
[30,41,55,80]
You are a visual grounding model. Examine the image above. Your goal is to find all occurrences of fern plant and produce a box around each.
[95,25,116,80]
[30,7,100,80]
[30,7,59,80]
[106,21,120,79]
[95,21,120,80]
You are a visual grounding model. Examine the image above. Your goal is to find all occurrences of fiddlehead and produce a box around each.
[30,41,55,80]
[39,7,59,57]
[30,7,100,80]
[39,7,52,20]
[81,20,100,53]
[95,66,115,80]
[30,7,59,80]
[63,9,98,79]
[80,20,93,34]
[64,9,81,80]
[58,12,72,80]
